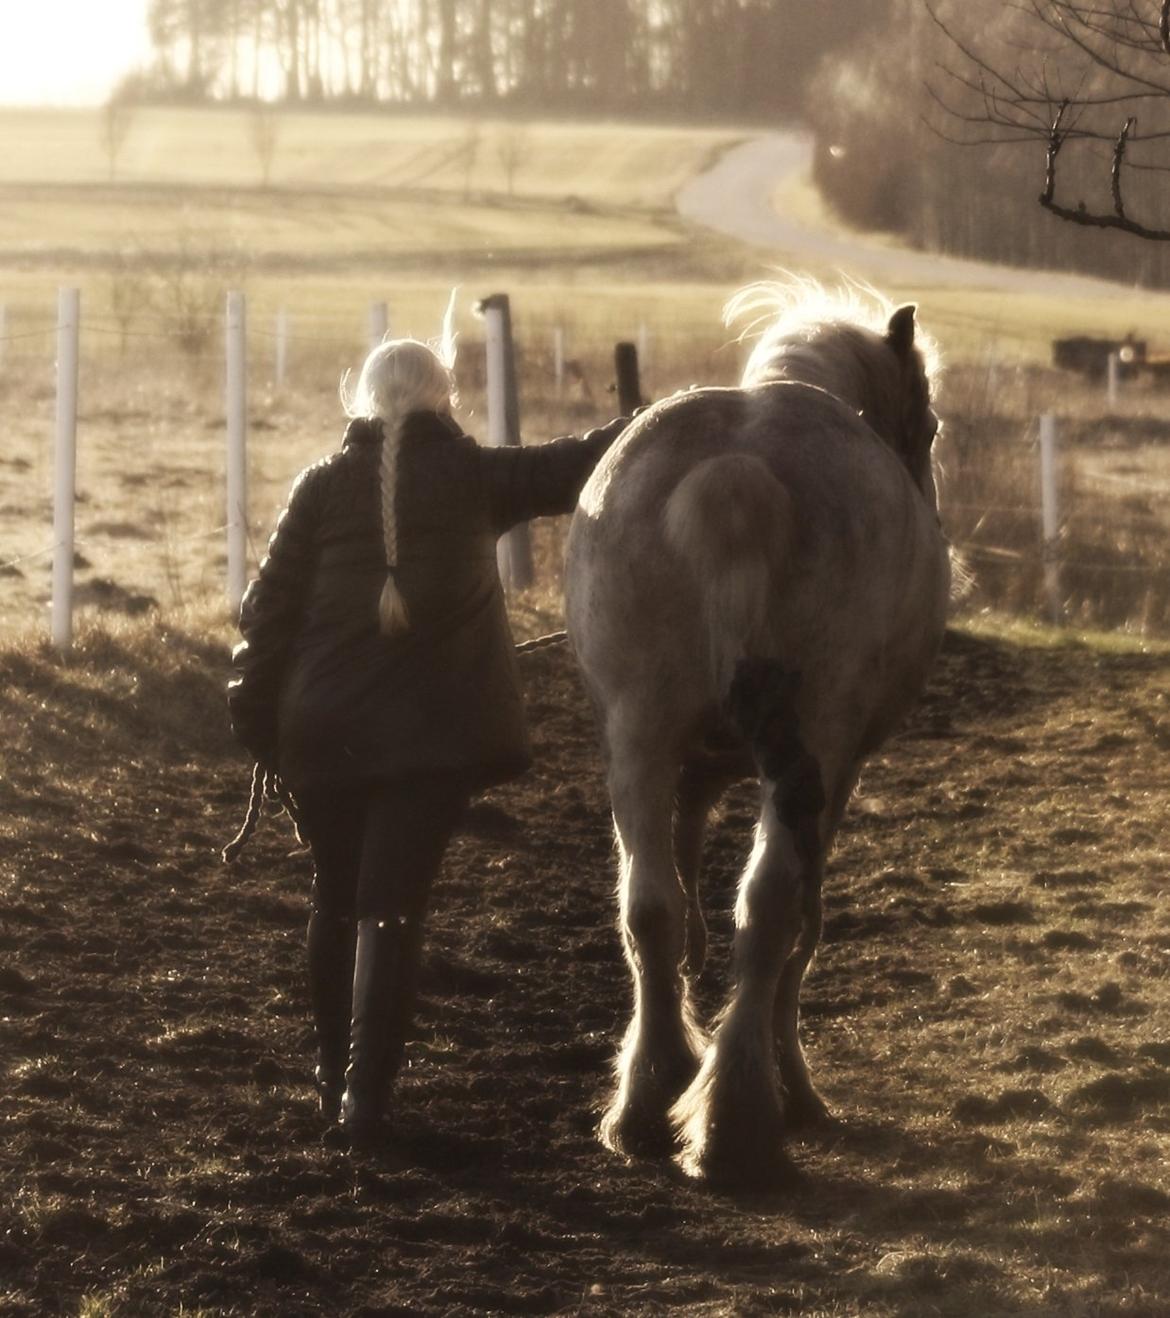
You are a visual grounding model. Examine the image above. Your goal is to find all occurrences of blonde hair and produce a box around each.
[339,295,458,636]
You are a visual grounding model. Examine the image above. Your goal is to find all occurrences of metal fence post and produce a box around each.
[1039,414,1063,626]
[52,288,80,652]
[368,301,389,351]
[553,325,565,399]
[226,291,248,615]
[275,307,289,388]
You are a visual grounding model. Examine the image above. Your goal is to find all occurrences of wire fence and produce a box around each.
[2,291,1169,641]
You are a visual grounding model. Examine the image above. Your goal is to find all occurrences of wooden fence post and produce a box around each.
[1039,414,1063,626]
[614,341,643,415]
[480,292,534,592]
[52,288,80,652]
[226,291,248,615]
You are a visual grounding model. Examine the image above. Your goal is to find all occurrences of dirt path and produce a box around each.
[675,132,1156,301]
[2,628,1170,1314]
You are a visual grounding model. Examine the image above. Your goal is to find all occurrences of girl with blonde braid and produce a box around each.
[228,319,628,1145]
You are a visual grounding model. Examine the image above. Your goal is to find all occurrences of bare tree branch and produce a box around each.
[930,0,1170,239]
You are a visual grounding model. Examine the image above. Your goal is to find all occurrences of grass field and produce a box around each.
[3,105,1170,643]
[6,104,1170,363]
[0,106,747,342]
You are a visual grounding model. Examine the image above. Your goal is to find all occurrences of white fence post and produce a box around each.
[1039,413,1063,626]
[52,288,80,652]
[226,291,248,615]
[638,322,650,385]
[1106,351,1120,409]
[553,325,565,398]
[481,292,534,592]
[275,307,288,388]
[0,303,7,370]
[368,301,389,351]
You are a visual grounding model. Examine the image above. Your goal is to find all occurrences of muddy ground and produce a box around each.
[2,626,1169,1316]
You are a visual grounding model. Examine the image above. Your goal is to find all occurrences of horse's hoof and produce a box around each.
[599,1099,678,1160]
[782,1088,833,1132]
[676,1135,802,1193]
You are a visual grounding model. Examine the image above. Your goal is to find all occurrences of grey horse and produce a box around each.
[564,282,951,1188]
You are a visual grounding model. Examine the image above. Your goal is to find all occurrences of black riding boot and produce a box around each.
[306,908,356,1122]
[339,917,406,1144]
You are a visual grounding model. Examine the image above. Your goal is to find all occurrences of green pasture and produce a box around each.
[2,106,1169,368]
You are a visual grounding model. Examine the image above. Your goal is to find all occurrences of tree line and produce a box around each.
[134,0,888,119]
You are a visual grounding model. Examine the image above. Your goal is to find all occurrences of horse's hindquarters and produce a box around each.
[567,379,950,1187]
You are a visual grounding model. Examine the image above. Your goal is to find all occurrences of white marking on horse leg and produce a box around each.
[674,764,725,979]
[774,881,827,1127]
[601,740,704,1158]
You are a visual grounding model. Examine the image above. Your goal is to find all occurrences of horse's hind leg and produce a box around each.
[601,728,705,1158]
[672,660,827,1187]
[674,762,727,979]
[773,866,828,1128]
[774,766,857,1128]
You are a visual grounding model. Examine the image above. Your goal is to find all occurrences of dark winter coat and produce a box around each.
[227,410,626,793]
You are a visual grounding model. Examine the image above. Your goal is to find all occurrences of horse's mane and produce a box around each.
[724,275,941,392]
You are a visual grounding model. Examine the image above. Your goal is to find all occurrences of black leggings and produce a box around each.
[295,777,469,922]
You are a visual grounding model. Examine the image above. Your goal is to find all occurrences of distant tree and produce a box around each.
[136,0,889,116]
[250,100,280,184]
[929,0,1170,241]
[497,123,530,194]
[100,94,137,182]
[108,250,153,354]
[459,119,481,200]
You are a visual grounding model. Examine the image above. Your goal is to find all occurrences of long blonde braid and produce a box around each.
[340,298,458,637]
[376,399,410,635]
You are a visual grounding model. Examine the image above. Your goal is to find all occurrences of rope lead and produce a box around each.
[221,762,303,864]
[513,629,568,654]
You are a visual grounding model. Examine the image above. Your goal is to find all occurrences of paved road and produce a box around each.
[676,131,1143,301]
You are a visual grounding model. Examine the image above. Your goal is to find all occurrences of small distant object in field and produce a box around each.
[1052,333,1158,382]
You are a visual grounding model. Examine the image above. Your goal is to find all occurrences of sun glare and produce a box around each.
[0,1,151,106]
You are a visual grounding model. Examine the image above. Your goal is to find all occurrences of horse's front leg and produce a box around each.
[600,732,705,1159]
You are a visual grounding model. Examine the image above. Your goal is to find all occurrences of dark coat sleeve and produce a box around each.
[227,461,327,763]
[477,415,629,533]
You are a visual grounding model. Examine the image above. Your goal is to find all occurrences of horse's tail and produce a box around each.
[663,453,794,696]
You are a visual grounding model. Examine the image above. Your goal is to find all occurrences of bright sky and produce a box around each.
[0,1,152,106]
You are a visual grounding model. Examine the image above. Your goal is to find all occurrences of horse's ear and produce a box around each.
[886,304,917,360]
